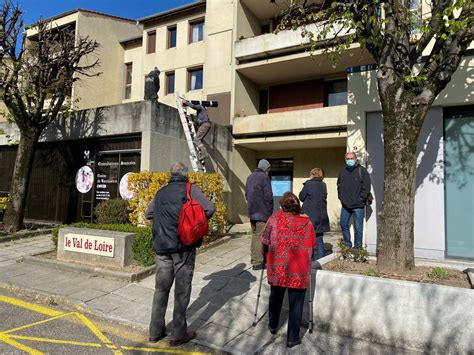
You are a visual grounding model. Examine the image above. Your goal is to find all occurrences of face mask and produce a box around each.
[346,159,356,167]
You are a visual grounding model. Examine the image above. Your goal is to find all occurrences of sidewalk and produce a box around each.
[0,232,417,354]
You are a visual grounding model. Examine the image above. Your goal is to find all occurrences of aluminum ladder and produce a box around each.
[175,92,206,172]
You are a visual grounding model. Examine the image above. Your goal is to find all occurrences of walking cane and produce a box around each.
[252,261,265,327]
[308,259,314,333]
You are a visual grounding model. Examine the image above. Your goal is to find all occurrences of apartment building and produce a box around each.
[0,2,234,224]
[227,0,473,261]
[120,0,233,126]
[228,0,373,226]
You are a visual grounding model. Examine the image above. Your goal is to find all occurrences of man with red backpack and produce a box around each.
[145,162,215,346]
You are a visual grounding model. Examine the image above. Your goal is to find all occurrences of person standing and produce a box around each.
[337,152,371,249]
[183,100,212,160]
[144,67,160,100]
[245,159,273,270]
[299,167,329,260]
[261,192,316,348]
[145,162,215,346]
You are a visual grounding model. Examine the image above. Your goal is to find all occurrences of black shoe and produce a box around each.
[252,263,266,271]
[148,332,167,343]
[287,339,302,348]
[269,326,277,335]
[169,331,196,346]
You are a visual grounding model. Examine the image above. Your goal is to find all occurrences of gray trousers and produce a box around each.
[149,249,196,339]
[250,220,265,265]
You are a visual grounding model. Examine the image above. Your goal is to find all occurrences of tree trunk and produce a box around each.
[3,127,41,232]
[376,82,430,272]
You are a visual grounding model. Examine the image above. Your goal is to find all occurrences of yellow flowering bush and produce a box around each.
[0,197,8,210]
[128,171,227,234]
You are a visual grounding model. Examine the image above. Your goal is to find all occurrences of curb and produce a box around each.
[24,251,155,282]
[21,234,238,283]
[0,230,52,244]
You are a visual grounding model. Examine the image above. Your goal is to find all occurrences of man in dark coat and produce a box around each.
[145,162,215,346]
[144,67,160,100]
[299,167,330,260]
[337,152,371,249]
[245,159,273,270]
[183,100,212,160]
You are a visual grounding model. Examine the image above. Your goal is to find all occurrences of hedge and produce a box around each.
[94,199,130,225]
[128,171,227,233]
[52,223,154,266]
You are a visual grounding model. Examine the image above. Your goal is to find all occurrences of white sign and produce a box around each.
[119,172,134,200]
[63,233,115,258]
[75,166,94,193]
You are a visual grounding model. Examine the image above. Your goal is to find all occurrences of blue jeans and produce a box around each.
[313,232,325,260]
[340,207,364,248]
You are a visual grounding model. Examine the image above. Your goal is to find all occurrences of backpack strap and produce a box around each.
[186,182,191,200]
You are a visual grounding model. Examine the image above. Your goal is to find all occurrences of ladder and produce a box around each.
[175,92,206,172]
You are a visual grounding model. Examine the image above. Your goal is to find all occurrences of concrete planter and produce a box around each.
[309,269,474,352]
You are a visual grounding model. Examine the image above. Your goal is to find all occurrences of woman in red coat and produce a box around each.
[261,192,316,348]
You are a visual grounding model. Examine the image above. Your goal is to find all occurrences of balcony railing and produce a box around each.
[233,105,347,136]
[235,23,352,62]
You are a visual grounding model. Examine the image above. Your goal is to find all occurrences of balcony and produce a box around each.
[233,105,347,136]
[235,23,353,62]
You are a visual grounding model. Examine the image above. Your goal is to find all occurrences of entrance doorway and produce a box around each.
[267,158,294,213]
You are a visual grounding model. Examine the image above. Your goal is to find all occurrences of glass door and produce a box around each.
[444,107,474,259]
[267,159,294,213]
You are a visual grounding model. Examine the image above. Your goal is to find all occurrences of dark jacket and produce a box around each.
[145,175,215,254]
[144,69,160,98]
[245,168,273,222]
[337,164,371,209]
[299,178,330,233]
[185,102,209,126]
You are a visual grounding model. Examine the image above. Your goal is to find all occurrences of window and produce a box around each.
[124,63,132,99]
[325,80,347,107]
[147,31,156,54]
[189,19,204,43]
[166,72,175,95]
[167,25,177,49]
[188,67,203,91]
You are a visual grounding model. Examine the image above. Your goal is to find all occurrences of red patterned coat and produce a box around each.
[261,211,316,289]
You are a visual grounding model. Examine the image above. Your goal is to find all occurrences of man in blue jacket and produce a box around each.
[245,159,273,270]
[337,152,371,249]
[145,162,215,346]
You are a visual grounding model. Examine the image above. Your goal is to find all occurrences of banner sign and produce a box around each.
[64,233,115,258]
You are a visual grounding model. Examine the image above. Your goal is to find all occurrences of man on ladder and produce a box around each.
[182,100,212,161]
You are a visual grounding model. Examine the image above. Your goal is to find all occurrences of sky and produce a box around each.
[17,0,197,26]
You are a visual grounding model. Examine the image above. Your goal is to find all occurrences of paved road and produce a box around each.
[0,286,224,354]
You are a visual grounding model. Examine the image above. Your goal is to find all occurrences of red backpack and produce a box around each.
[178,183,209,245]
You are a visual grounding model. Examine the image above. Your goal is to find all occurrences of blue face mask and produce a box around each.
[346,159,356,167]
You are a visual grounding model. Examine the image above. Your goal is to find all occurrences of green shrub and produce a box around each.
[429,266,449,279]
[366,267,380,277]
[94,199,130,225]
[51,223,154,266]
